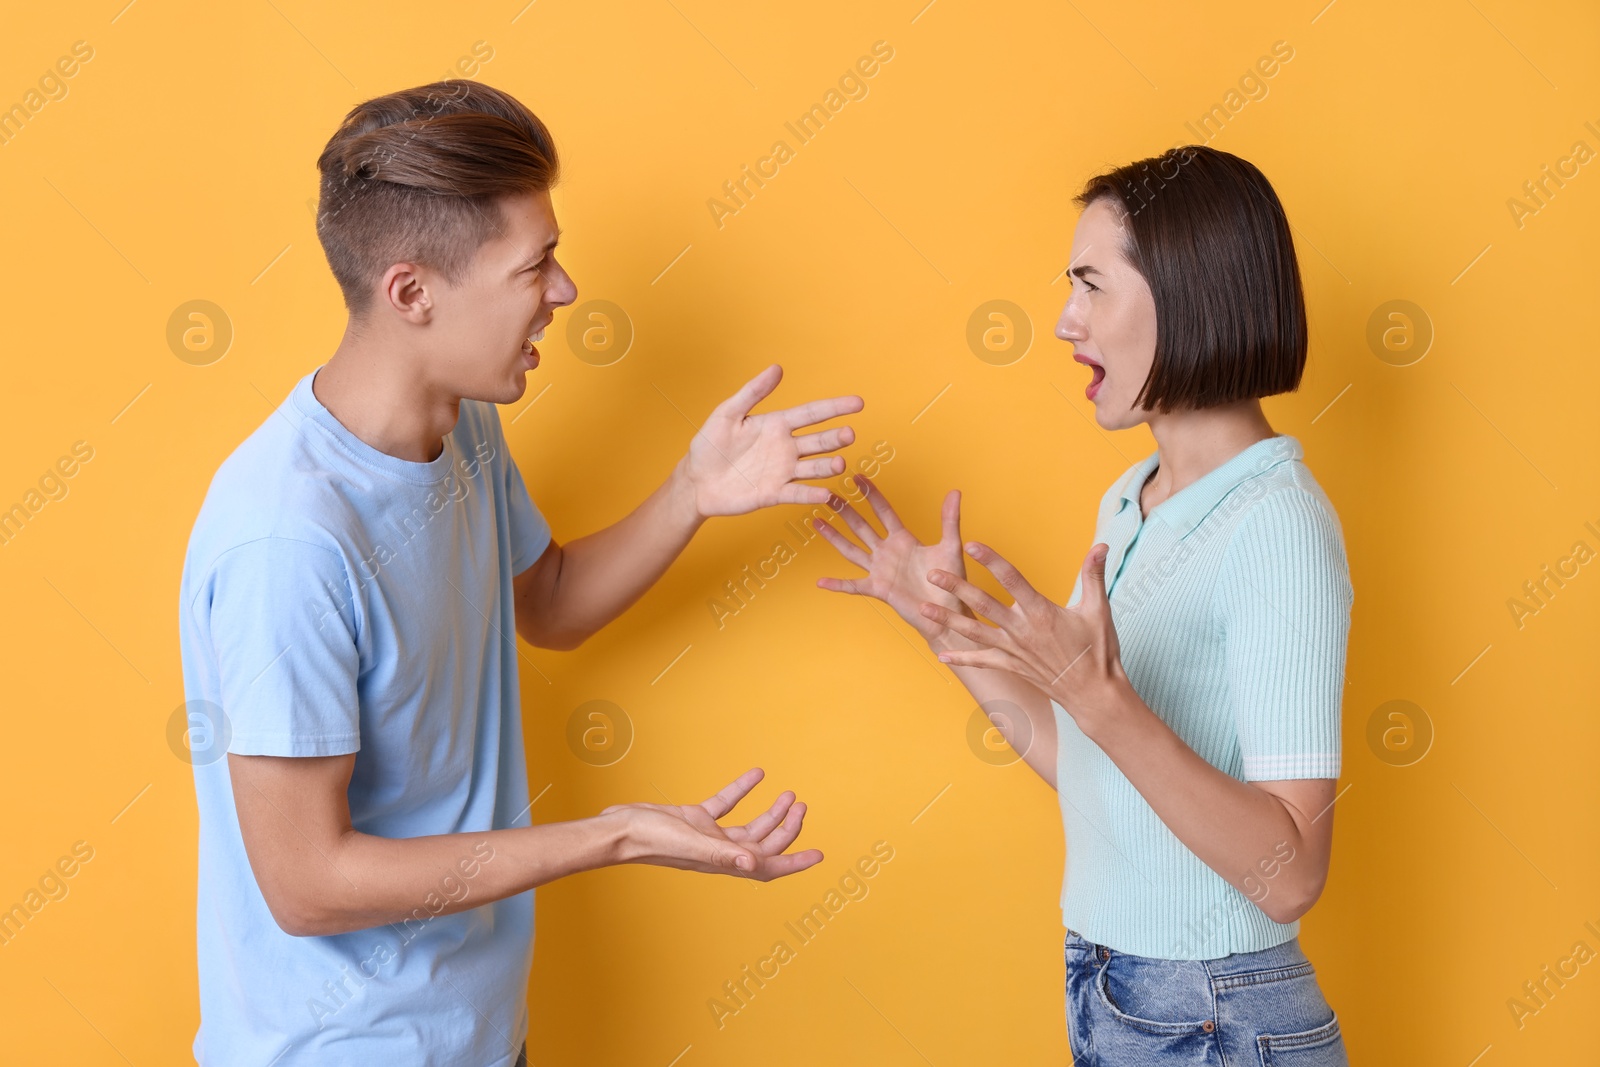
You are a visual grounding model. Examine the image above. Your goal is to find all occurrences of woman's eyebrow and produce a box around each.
[1070,264,1103,280]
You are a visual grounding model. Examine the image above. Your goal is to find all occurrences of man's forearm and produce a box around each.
[532,460,704,646]
[288,813,631,937]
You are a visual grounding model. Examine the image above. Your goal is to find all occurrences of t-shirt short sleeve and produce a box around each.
[503,443,552,577]
[1214,489,1353,781]
[204,537,362,757]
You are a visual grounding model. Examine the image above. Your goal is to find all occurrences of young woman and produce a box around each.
[813,145,1353,1064]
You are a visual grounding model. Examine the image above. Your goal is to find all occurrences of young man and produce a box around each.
[176,80,857,1066]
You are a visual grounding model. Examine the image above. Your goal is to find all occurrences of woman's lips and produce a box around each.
[1074,354,1105,400]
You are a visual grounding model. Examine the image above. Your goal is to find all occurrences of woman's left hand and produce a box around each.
[922,541,1130,734]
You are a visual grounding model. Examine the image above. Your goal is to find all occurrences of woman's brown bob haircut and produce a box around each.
[1074,145,1307,413]
[315,80,560,318]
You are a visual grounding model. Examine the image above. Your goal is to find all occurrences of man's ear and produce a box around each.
[380,262,434,323]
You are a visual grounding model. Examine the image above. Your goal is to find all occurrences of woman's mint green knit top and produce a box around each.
[1055,433,1353,959]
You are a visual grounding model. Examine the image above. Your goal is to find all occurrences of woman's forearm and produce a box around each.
[930,628,1060,788]
[1077,679,1335,924]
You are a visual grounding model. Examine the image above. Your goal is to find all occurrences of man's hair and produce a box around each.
[314,80,560,317]
[1073,145,1307,413]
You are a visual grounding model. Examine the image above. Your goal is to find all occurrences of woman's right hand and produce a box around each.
[812,475,970,647]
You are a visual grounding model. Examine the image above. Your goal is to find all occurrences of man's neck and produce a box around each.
[313,333,461,465]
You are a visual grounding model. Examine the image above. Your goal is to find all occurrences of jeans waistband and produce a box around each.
[1065,927,1308,976]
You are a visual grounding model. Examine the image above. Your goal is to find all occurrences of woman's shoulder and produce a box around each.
[1229,459,1345,535]
[1215,461,1353,601]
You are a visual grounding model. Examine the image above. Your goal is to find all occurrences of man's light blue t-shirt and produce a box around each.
[177,367,551,1066]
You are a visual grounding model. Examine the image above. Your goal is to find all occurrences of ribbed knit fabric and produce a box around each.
[1054,433,1353,959]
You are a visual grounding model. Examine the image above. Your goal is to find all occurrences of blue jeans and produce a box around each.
[1064,929,1348,1065]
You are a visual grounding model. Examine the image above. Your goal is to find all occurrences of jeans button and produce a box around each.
[1202,1020,1215,1033]
[1098,948,1109,960]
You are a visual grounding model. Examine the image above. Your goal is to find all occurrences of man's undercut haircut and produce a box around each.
[315,80,560,317]
[1074,145,1307,414]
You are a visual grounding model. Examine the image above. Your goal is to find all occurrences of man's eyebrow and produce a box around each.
[518,230,562,268]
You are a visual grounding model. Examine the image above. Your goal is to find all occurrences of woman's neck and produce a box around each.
[1142,399,1278,507]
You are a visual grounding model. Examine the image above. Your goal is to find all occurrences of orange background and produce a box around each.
[1,1,1597,1063]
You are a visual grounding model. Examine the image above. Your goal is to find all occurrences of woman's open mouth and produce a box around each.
[1074,354,1105,400]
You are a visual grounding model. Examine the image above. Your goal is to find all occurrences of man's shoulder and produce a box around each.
[182,398,359,590]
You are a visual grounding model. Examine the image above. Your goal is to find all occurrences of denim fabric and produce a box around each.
[1064,929,1347,1065]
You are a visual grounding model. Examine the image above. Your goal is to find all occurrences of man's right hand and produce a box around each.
[604,767,823,882]
[812,475,971,648]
